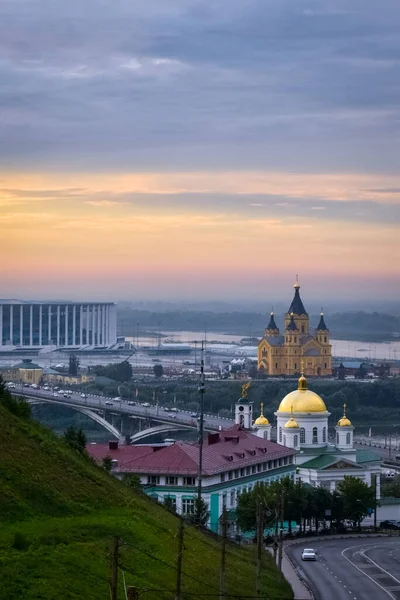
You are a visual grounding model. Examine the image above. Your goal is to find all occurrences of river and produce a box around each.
[126,331,400,361]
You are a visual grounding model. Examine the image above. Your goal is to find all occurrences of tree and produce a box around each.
[102,456,113,473]
[64,425,87,455]
[153,364,164,378]
[122,473,142,490]
[91,361,133,383]
[163,495,177,513]
[337,476,375,527]
[68,353,80,376]
[185,497,210,527]
[0,377,31,420]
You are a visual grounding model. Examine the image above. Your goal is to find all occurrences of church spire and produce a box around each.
[287,277,308,316]
[266,311,279,334]
[316,310,328,331]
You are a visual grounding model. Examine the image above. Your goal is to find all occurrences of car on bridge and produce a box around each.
[142,402,151,407]
[105,401,113,405]
[81,393,87,398]
[113,397,122,402]
[127,401,136,406]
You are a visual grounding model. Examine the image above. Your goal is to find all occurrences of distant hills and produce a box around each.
[117,307,400,342]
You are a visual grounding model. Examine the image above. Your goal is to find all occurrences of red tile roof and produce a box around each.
[87,425,295,476]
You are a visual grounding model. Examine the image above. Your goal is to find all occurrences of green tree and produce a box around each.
[102,456,113,473]
[64,426,87,455]
[337,476,375,526]
[163,495,177,513]
[68,354,80,376]
[153,364,164,378]
[382,475,400,498]
[122,473,142,490]
[186,497,210,527]
[0,377,31,420]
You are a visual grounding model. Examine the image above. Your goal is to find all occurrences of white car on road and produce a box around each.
[301,548,316,561]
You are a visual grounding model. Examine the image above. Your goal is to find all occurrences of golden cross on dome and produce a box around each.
[290,404,294,418]
[260,402,264,415]
[301,359,305,375]
[343,403,347,416]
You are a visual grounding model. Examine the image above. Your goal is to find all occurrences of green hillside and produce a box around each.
[0,396,293,600]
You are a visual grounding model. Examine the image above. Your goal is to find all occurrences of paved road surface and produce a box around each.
[287,537,400,600]
[12,386,233,433]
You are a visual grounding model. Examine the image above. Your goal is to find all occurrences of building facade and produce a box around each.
[262,372,382,491]
[258,281,332,376]
[0,301,117,349]
[0,358,43,384]
[88,423,296,533]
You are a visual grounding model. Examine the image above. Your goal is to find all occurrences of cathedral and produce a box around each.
[258,280,332,376]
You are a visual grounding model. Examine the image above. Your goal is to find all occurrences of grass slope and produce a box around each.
[0,404,293,599]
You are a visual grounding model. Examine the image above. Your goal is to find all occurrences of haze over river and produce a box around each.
[130,331,400,361]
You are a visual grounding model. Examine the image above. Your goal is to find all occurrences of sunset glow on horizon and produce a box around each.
[1,0,399,304]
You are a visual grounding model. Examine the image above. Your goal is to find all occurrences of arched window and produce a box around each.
[336,433,339,444]
[301,325,304,333]
[275,362,278,369]
[294,362,297,370]
[346,432,351,445]
[294,435,298,448]
[294,337,297,343]
[279,427,282,443]
[312,427,318,444]
[324,362,327,369]
[300,428,305,444]
[322,427,326,443]
[324,336,327,343]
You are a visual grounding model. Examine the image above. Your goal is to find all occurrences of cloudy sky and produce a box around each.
[1,0,399,304]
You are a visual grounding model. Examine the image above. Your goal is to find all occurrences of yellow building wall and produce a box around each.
[258,338,332,376]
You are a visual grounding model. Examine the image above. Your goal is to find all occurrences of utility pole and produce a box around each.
[389,433,392,460]
[127,588,138,600]
[196,341,205,526]
[278,492,284,571]
[110,536,119,600]
[219,506,228,600]
[255,501,264,597]
[175,518,185,600]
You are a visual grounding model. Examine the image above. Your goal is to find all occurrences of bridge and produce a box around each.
[14,388,234,443]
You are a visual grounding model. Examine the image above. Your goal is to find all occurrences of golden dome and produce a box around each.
[337,404,352,427]
[284,416,299,429]
[254,402,269,426]
[277,373,327,413]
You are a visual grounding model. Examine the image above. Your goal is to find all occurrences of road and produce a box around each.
[12,386,233,433]
[287,537,400,600]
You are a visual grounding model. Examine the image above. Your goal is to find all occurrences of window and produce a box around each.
[182,498,195,514]
[322,427,326,443]
[257,463,261,472]
[228,471,233,480]
[240,468,245,477]
[284,457,288,465]
[300,428,305,444]
[268,461,272,469]
[262,462,267,471]
[251,465,256,474]
[336,433,339,444]
[279,427,282,443]
[294,337,297,343]
[283,435,286,446]
[324,362,327,369]
[220,473,225,483]
[301,325,304,333]
[230,490,235,507]
[294,362,297,370]
[234,469,239,478]
[346,432,351,445]
[312,427,318,444]
[147,475,160,485]
[246,467,250,475]
[166,476,178,485]
[294,435,298,448]
[324,336,327,343]
[273,460,278,468]
[275,362,278,369]
[183,476,196,486]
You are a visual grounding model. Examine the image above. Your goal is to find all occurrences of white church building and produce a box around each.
[236,372,382,493]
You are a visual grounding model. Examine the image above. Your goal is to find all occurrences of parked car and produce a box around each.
[127,401,136,406]
[113,397,122,402]
[63,394,71,399]
[170,407,178,412]
[380,520,400,530]
[301,548,316,561]
[164,407,171,412]
[142,402,151,407]
[30,383,39,389]
[80,393,87,399]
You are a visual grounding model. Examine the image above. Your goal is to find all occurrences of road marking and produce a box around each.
[342,543,397,600]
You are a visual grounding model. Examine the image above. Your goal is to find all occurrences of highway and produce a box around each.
[12,386,234,433]
[287,537,400,600]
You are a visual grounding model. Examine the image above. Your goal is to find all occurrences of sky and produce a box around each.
[1,0,400,305]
